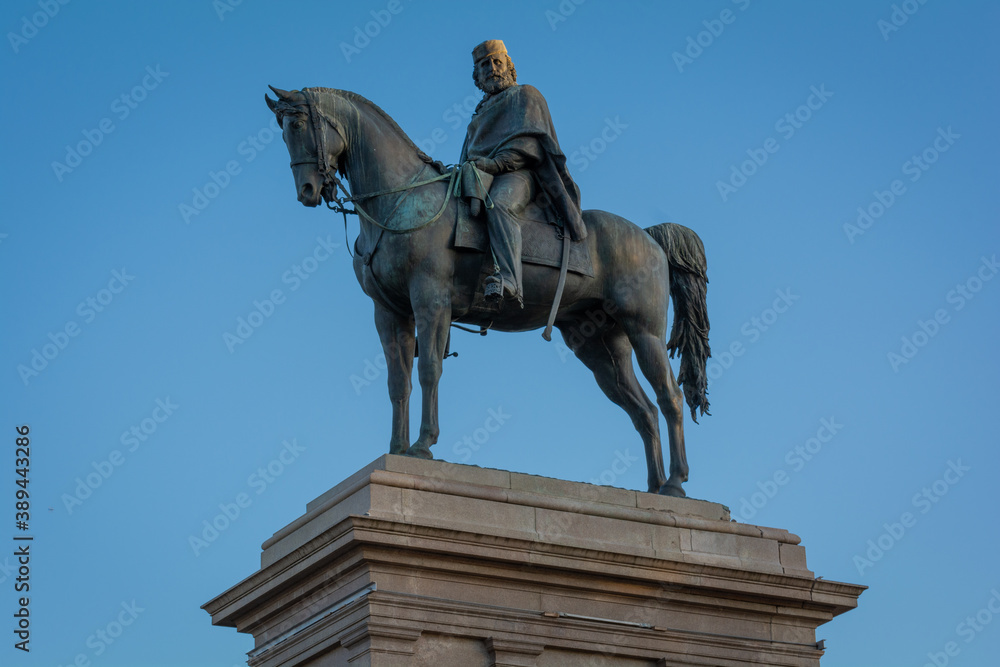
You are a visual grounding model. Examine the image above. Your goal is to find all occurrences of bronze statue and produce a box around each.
[460,39,585,308]
[264,44,711,497]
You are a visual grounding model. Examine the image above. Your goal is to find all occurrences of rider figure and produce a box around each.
[460,39,586,308]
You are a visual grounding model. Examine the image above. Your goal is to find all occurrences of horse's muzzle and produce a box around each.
[297,181,321,207]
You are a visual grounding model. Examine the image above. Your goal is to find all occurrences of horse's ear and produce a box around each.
[269,85,294,100]
[264,94,285,128]
[265,94,279,113]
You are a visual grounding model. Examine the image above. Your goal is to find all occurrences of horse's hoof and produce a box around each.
[405,445,434,460]
[658,483,686,498]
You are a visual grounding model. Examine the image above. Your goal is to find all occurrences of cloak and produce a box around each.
[460,84,586,241]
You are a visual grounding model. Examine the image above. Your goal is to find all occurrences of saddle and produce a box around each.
[451,163,594,278]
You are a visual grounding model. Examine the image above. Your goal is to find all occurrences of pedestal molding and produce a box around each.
[207,514,864,633]
[204,457,864,665]
[486,636,546,666]
[262,464,799,555]
[247,583,376,660]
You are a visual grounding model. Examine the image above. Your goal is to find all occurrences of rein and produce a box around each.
[327,167,458,234]
[294,90,491,341]
[296,89,459,239]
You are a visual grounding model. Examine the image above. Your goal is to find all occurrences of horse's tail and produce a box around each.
[645,223,711,422]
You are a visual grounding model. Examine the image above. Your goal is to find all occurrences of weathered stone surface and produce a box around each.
[205,456,864,666]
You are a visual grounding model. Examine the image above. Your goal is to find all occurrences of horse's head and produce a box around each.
[265,86,346,207]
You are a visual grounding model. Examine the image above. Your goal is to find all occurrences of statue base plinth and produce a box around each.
[203,455,863,666]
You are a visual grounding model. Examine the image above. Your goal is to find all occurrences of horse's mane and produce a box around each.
[304,87,445,173]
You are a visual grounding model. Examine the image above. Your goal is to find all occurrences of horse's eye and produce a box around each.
[293,120,306,130]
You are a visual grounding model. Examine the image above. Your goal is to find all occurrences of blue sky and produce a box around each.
[2,1,998,665]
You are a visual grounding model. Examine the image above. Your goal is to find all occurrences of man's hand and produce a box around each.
[473,157,500,175]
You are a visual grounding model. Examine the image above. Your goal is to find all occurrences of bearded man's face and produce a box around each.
[475,55,515,94]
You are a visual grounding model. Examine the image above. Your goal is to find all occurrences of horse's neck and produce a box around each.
[336,96,426,225]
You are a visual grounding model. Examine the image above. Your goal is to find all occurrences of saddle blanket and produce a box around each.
[453,205,594,278]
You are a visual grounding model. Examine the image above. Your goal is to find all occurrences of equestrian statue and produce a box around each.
[264,40,711,497]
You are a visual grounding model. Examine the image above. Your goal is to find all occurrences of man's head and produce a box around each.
[472,39,517,95]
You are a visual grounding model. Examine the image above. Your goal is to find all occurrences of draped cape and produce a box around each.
[460,84,586,241]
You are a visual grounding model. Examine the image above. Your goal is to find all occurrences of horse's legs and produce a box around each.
[623,321,689,497]
[406,292,452,459]
[373,304,416,455]
[560,322,667,493]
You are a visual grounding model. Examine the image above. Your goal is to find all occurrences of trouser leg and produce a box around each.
[485,171,533,302]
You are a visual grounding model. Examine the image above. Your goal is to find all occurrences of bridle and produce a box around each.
[279,88,494,339]
[288,89,458,239]
[288,89,343,210]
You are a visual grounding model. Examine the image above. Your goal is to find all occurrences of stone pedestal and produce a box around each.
[203,455,864,666]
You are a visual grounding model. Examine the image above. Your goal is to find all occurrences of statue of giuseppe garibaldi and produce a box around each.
[264,38,711,496]
[459,39,587,308]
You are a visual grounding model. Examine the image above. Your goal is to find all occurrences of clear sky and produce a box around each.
[2,1,998,665]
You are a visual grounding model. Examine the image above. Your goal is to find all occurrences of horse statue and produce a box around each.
[264,86,710,497]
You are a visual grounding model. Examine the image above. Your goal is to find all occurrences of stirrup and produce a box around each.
[484,275,503,301]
